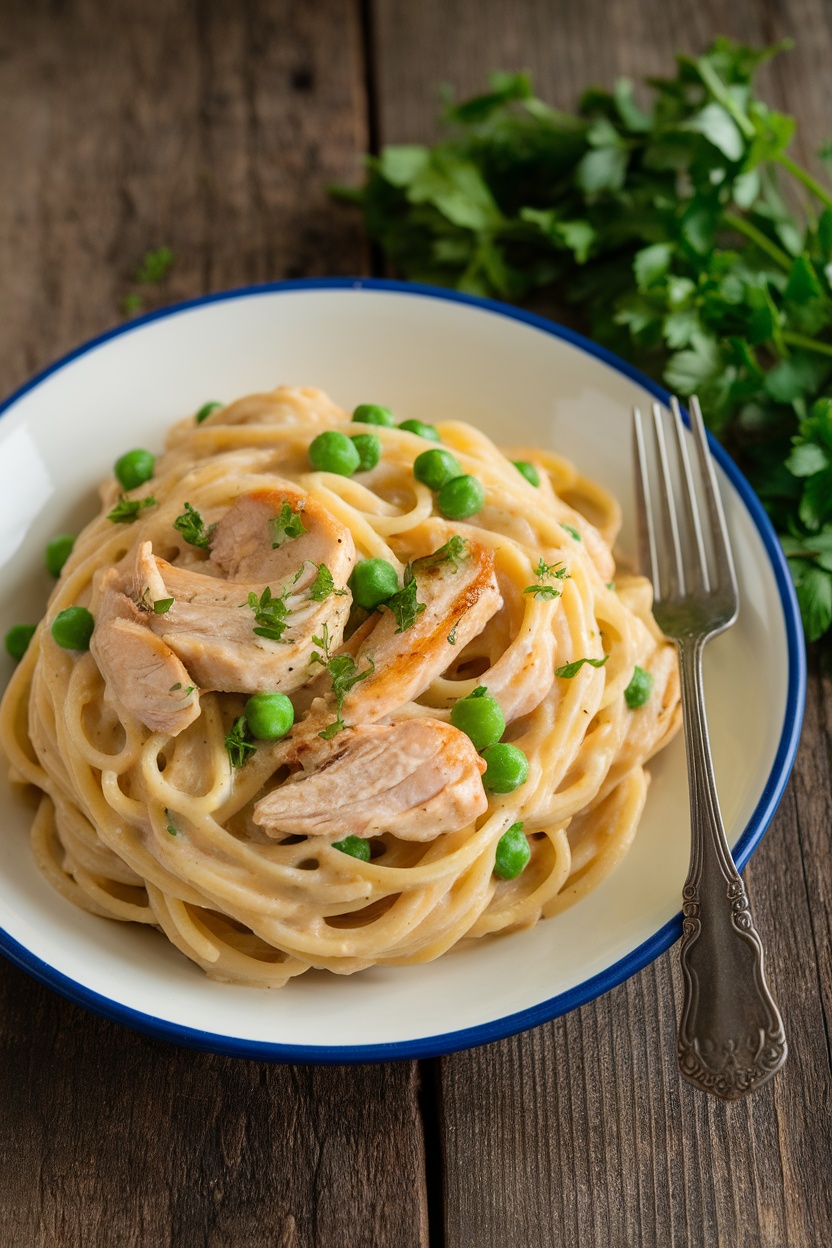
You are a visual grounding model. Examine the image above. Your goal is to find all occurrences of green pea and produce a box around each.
[114,449,155,491]
[195,401,223,424]
[333,835,371,861]
[513,460,540,488]
[450,686,505,751]
[413,448,462,491]
[309,430,361,476]
[494,822,531,880]
[5,624,36,662]
[481,742,529,794]
[437,474,485,520]
[244,692,295,740]
[398,419,440,441]
[351,433,382,472]
[51,606,95,651]
[352,404,396,427]
[348,558,399,611]
[624,665,653,709]
[45,534,75,578]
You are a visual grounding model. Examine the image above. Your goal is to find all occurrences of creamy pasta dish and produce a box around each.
[0,386,680,986]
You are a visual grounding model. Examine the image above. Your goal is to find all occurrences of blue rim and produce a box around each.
[0,277,807,1064]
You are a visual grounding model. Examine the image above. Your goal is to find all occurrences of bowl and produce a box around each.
[0,279,805,1061]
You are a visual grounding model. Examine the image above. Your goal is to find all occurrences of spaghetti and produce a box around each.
[0,385,680,985]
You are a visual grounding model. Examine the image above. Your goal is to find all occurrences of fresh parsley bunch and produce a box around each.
[338,38,832,644]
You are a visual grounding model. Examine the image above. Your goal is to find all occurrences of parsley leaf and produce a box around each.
[225,716,256,769]
[338,38,832,645]
[269,502,307,548]
[134,246,175,284]
[164,808,178,836]
[305,562,347,602]
[382,564,426,633]
[523,555,569,599]
[309,635,375,739]
[415,535,471,572]
[153,597,174,615]
[247,586,291,642]
[107,495,156,524]
[173,502,216,550]
[555,655,609,679]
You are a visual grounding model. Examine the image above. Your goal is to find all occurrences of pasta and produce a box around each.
[0,385,681,986]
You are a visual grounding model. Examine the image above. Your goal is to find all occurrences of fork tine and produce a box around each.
[689,395,738,598]
[670,395,711,594]
[632,407,659,588]
[652,402,686,597]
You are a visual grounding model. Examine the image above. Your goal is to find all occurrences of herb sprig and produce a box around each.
[309,623,375,739]
[270,502,307,548]
[295,561,348,602]
[340,38,832,644]
[415,535,471,572]
[174,502,215,550]
[107,495,156,524]
[382,564,426,633]
[247,586,291,642]
[225,716,256,769]
[523,556,569,600]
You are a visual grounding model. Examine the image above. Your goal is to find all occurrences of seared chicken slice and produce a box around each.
[90,569,200,735]
[133,543,351,695]
[208,486,355,587]
[302,540,502,734]
[253,719,487,842]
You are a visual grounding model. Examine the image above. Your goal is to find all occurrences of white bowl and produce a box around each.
[0,279,805,1061]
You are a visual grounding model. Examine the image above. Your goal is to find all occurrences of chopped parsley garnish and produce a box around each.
[523,556,569,600]
[248,586,291,642]
[560,523,581,542]
[269,502,307,548]
[184,685,195,696]
[310,626,375,739]
[164,808,178,836]
[382,564,426,633]
[107,495,156,524]
[556,655,609,679]
[169,682,181,691]
[173,502,216,550]
[415,535,471,573]
[303,562,347,602]
[225,716,256,769]
[153,597,174,614]
[135,246,175,284]
[447,622,459,645]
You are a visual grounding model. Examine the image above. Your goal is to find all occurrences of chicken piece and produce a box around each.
[302,540,502,734]
[90,569,201,735]
[131,543,351,695]
[208,486,355,587]
[253,719,488,842]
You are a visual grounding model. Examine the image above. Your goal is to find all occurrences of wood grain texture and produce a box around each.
[370,1,832,1245]
[0,4,427,1247]
[0,0,371,398]
[0,961,428,1248]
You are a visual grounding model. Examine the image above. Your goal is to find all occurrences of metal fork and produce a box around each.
[633,394,787,1101]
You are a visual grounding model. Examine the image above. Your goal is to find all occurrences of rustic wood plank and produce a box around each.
[0,961,428,1248]
[0,4,427,1246]
[0,0,372,398]
[370,0,832,1244]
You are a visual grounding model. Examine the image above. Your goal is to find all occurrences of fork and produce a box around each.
[633,394,787,1101]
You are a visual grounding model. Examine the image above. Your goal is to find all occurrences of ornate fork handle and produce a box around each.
[676,636,787,1100]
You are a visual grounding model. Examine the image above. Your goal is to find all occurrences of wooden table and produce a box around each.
[1,2,830,1244]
